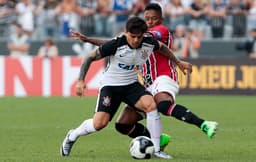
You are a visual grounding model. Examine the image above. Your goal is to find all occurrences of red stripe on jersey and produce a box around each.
[143,25,178,84]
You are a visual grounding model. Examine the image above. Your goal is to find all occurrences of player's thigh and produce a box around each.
[116,105,144,124]
[123,82,155,112]
[96,86,122,122]
[150,75,179,102]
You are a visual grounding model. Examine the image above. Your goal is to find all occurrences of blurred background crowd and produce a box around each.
[1,0,256,58]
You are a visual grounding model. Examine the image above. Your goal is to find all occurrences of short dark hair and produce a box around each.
[126,16,148,34]
[144,3,162,17]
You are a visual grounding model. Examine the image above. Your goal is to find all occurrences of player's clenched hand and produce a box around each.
[70,29,87,42]
[75,80,86,97]
[177,60,193,75]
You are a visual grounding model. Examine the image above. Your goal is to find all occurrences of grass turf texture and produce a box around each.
[0,96,255,162]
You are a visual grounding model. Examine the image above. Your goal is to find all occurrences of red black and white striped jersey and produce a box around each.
[142,24,178,87]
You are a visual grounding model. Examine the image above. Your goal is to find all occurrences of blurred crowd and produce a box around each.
[1,0,256,40]
[1,0,256,58]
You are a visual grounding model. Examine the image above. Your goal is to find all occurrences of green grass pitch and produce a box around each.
[0,96,255,162]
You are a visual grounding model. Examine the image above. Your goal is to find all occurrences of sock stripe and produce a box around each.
[127,125,136,135]
[167,104,176,116]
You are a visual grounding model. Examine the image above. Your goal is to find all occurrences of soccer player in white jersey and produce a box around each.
[60,16,192,158]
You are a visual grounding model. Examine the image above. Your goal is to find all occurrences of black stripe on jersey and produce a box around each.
[166,31,172,47]
[144,60,153,85]
[104,56,110,73]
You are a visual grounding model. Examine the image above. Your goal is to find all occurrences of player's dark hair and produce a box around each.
[144,3,162,17]
[126,16,148,34]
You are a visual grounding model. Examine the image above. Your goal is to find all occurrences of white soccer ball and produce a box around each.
[129,136,155,159]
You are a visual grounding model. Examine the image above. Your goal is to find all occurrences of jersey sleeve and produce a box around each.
[144,36,160,51]
[148,25,173,49]
[148,30,162,41]
[99,38,118,57]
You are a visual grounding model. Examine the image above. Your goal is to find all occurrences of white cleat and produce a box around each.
[154,151,173,159]
[60,129,76,156]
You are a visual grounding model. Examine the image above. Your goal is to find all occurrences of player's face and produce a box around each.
[144,10,162,28]
[125,32,144,49]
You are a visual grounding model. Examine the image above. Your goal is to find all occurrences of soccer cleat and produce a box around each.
[60,129,76,156]
[154,151,173,159]
[200,121,218,138]
[160,133,171,151]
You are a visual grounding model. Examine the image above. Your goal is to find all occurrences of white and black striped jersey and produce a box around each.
[98,34,160,86]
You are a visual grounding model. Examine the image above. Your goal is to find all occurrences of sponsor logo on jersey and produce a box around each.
[118,63,140,71]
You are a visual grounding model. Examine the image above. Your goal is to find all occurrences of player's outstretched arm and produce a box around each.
[157,41,193,75]
[70,29,108,46]
[76,48,103,96]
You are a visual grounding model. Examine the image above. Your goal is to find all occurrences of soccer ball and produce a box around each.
[129,136,155,159]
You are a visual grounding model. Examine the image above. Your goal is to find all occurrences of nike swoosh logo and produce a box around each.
[119,54,125,57]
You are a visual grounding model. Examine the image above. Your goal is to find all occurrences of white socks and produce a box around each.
[146,109,162,152]
[69,118,97,141]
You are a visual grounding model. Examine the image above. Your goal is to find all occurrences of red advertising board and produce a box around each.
[0,56,105,96]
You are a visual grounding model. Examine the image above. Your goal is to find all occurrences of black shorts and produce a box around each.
[96,82,152,121]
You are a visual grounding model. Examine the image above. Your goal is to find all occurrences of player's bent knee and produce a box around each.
[143,100,157,113]
[136,96,156,112]
[143,104,156,112]
[94,120,109,130]
[115,123,134,135]
[93,112,110,130]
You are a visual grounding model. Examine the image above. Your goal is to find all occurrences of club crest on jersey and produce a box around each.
[102,96,111,107]
[140,49,149,60]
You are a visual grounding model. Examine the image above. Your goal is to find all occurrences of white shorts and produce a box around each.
[147,75,179,101]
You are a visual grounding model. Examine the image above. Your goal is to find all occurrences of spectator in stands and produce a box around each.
[247,0,256,31]
[180,0,193,8]
[248,28,256,59]
[0,0,16,39]
[173,25,201,58]
[132,0,149,18]
[180,0,193,26]
[208,0,226,38]
[173,24,186,58]
[226,0,249,38]
[77,0,97,36]
[15,0,35,37]
[110,0,133,36]
[164,0,185,31]
[35,0,59,40]
[236,28,256,59]
[151,0,168,9]
[55,0,95,38]
[94,0,112,37]
[186,0,209,39]
[7,23,31,57]
[37,37,59,58]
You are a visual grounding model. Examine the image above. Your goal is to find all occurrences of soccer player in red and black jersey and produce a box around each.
[69,3,218,159]
[117,3,218,157]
